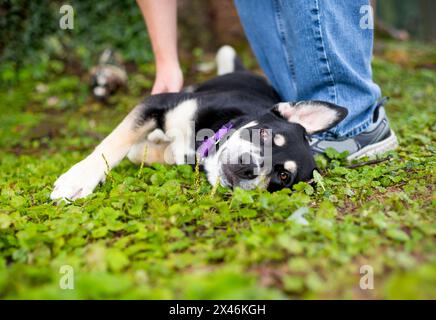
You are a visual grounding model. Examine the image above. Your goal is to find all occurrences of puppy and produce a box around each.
[51,46,347,200]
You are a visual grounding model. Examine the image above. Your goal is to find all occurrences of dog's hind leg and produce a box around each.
[127,129,174,165]
[216,45,245,75]
[50,102,156,201]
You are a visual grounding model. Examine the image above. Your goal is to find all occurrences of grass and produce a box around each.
[0,40,435,299]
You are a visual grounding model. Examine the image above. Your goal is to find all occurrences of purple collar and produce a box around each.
[197,122,233,160]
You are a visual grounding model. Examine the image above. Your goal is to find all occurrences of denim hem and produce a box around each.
[312,118,372,141]
[312,98,381,140]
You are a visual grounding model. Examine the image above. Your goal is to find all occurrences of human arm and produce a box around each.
[136,0,183,94]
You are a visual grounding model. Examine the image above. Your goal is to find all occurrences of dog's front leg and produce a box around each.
[50,103,155,201]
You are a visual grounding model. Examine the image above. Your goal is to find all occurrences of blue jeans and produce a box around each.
[234,0,381,139]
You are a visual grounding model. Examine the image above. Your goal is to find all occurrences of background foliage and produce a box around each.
[0,0,152,86]
[0,1,435,299]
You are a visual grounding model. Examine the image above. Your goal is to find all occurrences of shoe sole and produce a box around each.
[347,130,399,161]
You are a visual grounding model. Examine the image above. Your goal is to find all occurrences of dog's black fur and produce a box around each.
[138,68,347,191]
[50,47,348,201]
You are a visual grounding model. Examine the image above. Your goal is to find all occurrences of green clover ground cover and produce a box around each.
[0,41,435,299]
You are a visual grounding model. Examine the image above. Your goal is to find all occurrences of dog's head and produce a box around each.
[203,100,347,191]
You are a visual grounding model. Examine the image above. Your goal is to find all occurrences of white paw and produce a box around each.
[50,156,106,201]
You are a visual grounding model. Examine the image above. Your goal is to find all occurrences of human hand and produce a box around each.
[151,63,183,95]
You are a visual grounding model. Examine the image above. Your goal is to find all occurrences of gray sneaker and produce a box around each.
[310,103,399,161]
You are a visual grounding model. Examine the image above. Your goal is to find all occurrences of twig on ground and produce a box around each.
[347,156,392,169]
[210,176,220,197]
[137,145,148,178]
[101,153,114,183]
[194,155,201,191]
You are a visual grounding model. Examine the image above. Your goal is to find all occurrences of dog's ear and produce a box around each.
[271,100,348,134]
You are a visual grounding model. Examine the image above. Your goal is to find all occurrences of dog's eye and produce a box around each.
[279,171,289,182]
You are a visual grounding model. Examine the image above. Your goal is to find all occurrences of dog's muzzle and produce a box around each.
[218,151,268,189]
[221,152,258,184]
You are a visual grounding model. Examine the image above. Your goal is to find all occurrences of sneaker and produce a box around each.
[310,103,399,161]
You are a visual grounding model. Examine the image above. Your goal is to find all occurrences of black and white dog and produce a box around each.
[50,46,347,200]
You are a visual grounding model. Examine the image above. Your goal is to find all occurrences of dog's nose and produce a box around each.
[223,153,258,180]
